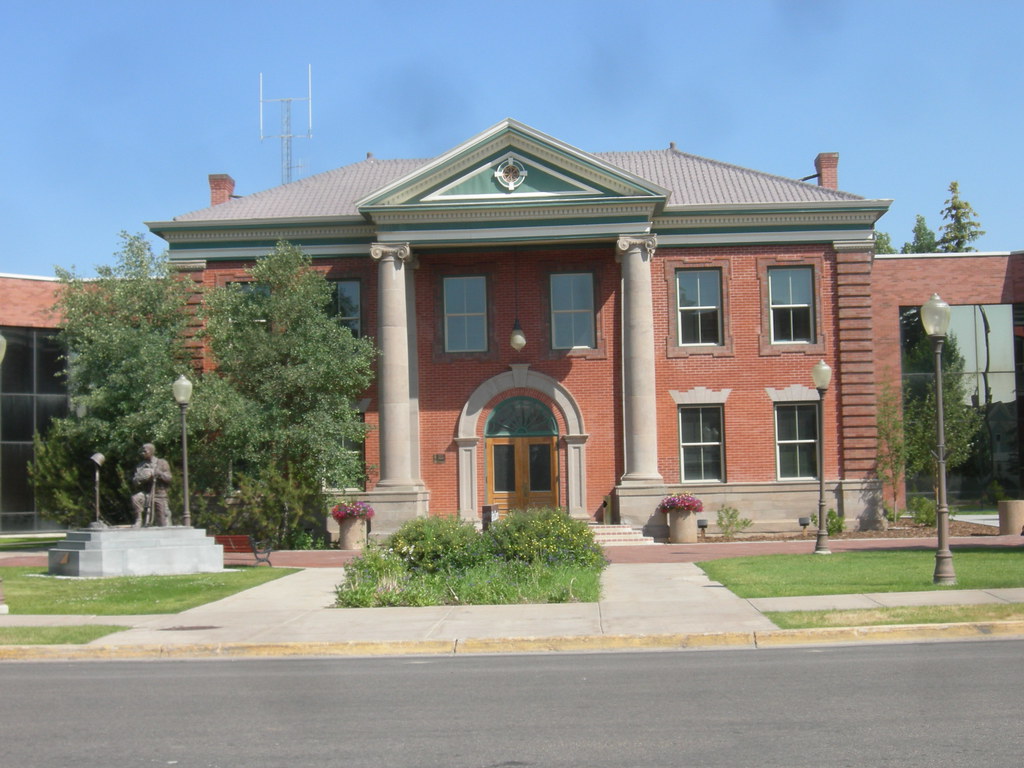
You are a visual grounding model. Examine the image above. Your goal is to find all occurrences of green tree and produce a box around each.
[874,231,896,254]
[900,214,937,254]
[31,233,193,525]
[874,379,906,529]
[937,181,985,252]
[198,242,377,543]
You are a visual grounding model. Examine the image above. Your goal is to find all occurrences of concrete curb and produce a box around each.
[752,620,1024,647]
[3,621,1024,662]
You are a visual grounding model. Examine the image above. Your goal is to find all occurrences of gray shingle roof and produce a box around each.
[171,146,862,223]
[600,148,863,205]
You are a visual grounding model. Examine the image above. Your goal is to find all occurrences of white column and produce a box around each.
[617,235,663,483]
[371,242,418,488]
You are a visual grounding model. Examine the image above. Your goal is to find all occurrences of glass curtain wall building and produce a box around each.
[0,327,67,531]
[900,304,1021,504]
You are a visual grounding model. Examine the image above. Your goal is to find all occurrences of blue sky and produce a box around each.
[2,0,1020,276]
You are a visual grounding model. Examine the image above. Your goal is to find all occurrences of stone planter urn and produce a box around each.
[338,517,367,551]
[666,509,699,543]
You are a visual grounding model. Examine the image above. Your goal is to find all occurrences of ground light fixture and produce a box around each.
[172,374,193,527]
[811,359,832,554]
[921,293,956,585]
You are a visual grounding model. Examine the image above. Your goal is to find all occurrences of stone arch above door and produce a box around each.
[456,364,589,518]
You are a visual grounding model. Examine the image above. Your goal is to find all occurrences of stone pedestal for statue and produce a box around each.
[48,526,223,577]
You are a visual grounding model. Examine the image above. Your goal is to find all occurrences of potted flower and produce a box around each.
[330,500,374,550]
[659,493,703,543]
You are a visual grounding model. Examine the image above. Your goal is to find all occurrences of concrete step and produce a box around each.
[588,523,657,546]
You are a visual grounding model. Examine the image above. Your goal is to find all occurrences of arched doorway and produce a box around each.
[485,396,559,512]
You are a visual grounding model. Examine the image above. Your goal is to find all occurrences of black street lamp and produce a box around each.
[172,375,193,527]
[921,294,956,585]
[811,359,833,555]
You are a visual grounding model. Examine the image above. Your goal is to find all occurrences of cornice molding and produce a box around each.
[158,224,376,244]
[370,201,656,226]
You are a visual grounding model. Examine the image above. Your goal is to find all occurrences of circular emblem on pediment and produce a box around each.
[495,158,527,191]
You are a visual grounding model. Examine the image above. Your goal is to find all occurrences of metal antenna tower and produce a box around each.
[259,65,313,184]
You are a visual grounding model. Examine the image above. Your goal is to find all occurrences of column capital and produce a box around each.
[370,242,413,263]
[615,234,657,262]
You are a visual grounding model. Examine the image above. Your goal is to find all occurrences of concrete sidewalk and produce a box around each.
[4,554,1024,660]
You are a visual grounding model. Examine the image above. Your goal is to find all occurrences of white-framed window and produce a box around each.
[679,406,724,482]
[676,269,721,345]
[444,275,487,352]
[329,279,361,337]
[769,266,814,343]
[775,403,819,479]
[550,272,595,349]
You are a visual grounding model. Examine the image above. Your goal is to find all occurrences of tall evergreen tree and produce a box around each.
[937,181,985,252]
[900,214,937,254]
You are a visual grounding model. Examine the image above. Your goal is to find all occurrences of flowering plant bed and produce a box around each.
[658,494,703,514]
[331,501,375,521]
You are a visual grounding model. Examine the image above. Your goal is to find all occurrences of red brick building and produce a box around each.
[6,120,1020,535]
[147,119,894,535]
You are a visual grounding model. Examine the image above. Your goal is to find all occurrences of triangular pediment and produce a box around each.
[357,119,669,212]
[421,151,604,202]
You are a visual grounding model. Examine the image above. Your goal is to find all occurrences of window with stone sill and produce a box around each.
[679,405,725,482]
[677,269,722,346]
[769,266,814,344]
[775,403,819,480]
[757,259,825,357]
[550,272,595,350]
[664,257,733,359]
[328,279,361,338]
[444,275,488,353]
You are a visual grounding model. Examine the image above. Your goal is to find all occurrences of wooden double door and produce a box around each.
[485,436,559,513]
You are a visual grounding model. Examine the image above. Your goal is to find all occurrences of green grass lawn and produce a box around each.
[698,547,1024,599]
[1,566,294,615]
[766,603,1024,630]
[0,536,65,550]
[0,625,129,645]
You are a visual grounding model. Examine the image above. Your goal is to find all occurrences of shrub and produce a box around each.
[484,507,605,569]
[716,506,753,537]
[909,495,937,526]
[826,508,845,536]
[882,502,902,526]
[283,529,328,550]
[336,546,439,607]
[386,516,487,574]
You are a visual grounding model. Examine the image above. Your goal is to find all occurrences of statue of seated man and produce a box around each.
[131,443,173,527]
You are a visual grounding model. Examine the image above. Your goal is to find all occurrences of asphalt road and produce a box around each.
[3,641,1023,767]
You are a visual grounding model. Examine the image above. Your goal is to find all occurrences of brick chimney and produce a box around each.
[208,174,236,206]
[814,153,839,190]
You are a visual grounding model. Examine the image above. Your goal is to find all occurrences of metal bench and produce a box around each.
[213,534,273,566]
